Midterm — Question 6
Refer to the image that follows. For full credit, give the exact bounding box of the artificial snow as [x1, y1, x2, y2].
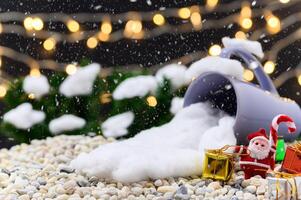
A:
[155, 64, 188, 89]
[70, 103, 236, 182]
[101, 111, 135, 138]
[59, 63, 101, 97]
[222, 37, 264, 59]
[49, 114, 86, 134]
[113, 75, 158, 100]
[23, 75, 50, 99]
[170, 97, 184, 115]
[185, 56, 244, 82]
[3, 103, 45, 129]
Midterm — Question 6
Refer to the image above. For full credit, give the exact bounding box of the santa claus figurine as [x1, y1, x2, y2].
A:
[235, 114, 296, 179]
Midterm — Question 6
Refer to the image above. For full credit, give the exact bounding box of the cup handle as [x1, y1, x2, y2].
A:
[220, 47, 279, 96]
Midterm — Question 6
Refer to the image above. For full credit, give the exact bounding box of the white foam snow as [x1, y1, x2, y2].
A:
[113, 75, 158, 100]
[49, 114, 86, 134]
[185, 56, 244, 82]
[3, 103, 45, 129]
[222, 37, 264, 59]
[102, 111, 135, 138]
[70, 103, 236, 182]
[155, 64, 188, 89]
[170, 97, 184, 115]
[59, 63, 101, 97]
[23, 75, 50, 99]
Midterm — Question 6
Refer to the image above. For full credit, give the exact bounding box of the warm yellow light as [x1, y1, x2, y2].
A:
[97, 32, 110, 41]
[279, 0, 290, 3]
[243, 69, 254, 81]
[206, 0, 218, 9]
[0, 57, 2, 67]
[153, 14, 165, 26]
[264, 61, 275, 74]
[0, 23, 3, 33]
[178, 8, 191, 19]
[241, 4, 252, 18]
[65, 64, 77, 75]
[67, 20, 80, 32]
[43, 37, 56, 51]
[86, 37, 98, 49]
[146, 96, 157, 107]
[235, 31, 247, 39]
[32, 17, 44, 31]
[240, 18, 253, 29]
[101, 22, 112, 34]
[267, 16, 280, 28]
[190, 12, 202, 29]
[0, 85, 7, 98]
[209, 44, 221, 56]
[24, 17, 33, 30]
[30, 68, 41, 77]
[125, 20, 143, 35]
[28, 93, 35, 99]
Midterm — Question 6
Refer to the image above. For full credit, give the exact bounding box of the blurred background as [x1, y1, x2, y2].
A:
[0, 0, 301, 147]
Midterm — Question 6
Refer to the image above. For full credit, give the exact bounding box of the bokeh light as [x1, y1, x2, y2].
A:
[243, 69, 254, 81]
[67, 20, 80, 32]
[178, 8, 191, 19]
[264, 61, 275, 74]
[43, 37, 56, 51]
[86, 37, 98, 49]
[153, 14, 165, 26]
[65, 64, 77, 75]
[146, 96, 157, 107]
[209, 44, 221, 56]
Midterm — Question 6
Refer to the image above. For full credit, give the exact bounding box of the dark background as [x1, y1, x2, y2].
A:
[0, 0, 301, 147]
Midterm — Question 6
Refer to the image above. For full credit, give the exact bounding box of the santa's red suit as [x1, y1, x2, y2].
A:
[235, 129, 276, 179]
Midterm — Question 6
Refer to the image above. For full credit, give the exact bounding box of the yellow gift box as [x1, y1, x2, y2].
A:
[202, 147, 234, 181]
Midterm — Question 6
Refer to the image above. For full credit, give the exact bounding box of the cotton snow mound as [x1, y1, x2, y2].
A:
[102, 111, 135, 138]
[170, 97, 184, 115]
[70, 103, 236, 182]
[23, 75, 50, 99]
[49, 114, 86, 134]
[59, 63, 101, 97]
[185, 56, 244, 82]
[113, 76, 158, 100]
[222, 37, 264, 59]
[155, 64, 188, 89]
[3, 103, 45, 129]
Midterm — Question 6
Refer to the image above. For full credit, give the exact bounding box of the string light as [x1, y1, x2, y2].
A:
[264, 61, 275, 74]
[235, 31, 247, 39]
[97, 32, 110, 42]
[206, 0, 218, 10]
[101, 21, 112, 35]
[240, 2, 252, 18]
[153, 14, 165, 26]
[146, 96, 157, 107]
[178, 7, 191, 19]
[86, 37, 98, 49]
[125, 20, 142, 34]
[67, 20, 80, 32]
[265, 12, 281, 34]
[24, 17, 33, 30]
[43, 37, 56, 51]
[298, 75, 301, 86]
[240, 18, 252, 29]
[190, 12, 202, 30]
[32, 17, 44, 31]
[243, 69, 254, 81]
[65, 64, 77, 75]
[279, 0, 290, 3]
[208, 44, 221, 56]
[30, 68, 41, 77]
[0, 84, 7, 98]
[28, 93, 35, 99]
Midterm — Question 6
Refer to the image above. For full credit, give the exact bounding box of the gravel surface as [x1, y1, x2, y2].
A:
[0, 135, 270, 200]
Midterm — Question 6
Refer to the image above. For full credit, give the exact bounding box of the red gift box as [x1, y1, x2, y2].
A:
[282, 144, 301, 174]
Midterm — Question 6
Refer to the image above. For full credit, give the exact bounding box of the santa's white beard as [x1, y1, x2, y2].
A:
[248, 145, 270, 160]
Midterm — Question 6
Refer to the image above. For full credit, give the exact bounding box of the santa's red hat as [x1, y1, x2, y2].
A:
[247, 128, 269, 144]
